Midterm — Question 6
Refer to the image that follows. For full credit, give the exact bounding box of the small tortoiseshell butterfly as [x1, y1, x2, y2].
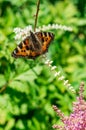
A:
[12, 31, 54, 59]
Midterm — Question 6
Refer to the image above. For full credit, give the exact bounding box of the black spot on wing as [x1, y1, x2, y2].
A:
[11, 48, 18, 58]
[43, 32, 47, 37]
[26, 46, 29, 50]
[45, 37, 48, 41]
[21, 50, 26, 52]
[19, 43, 22, 49]
[41, 37, 44, 42]
[15, 48, 18, 53]
[48, 32, 54, 39]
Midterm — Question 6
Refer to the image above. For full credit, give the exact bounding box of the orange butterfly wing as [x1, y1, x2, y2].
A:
[35, 32, 54, 53]
[12, 31, 54, 59]
[12, 37, 31, 58]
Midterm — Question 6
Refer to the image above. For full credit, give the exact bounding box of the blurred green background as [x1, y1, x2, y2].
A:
[0, 0, 86, 130]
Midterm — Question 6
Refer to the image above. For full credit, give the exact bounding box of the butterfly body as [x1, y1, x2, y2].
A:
[12, 31, 54, 59]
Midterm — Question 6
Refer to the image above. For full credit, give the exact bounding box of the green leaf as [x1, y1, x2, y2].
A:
[13, 65, 42, 82]
[0, 75, 6, 88]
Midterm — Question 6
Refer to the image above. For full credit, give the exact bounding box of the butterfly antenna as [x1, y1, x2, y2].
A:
[34, 0, 40, 32]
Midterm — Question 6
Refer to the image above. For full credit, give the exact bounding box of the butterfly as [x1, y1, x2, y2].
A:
[12, 31, 54, 59]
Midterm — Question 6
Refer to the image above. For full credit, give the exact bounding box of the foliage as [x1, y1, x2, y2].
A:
[0, 0, 86, 130]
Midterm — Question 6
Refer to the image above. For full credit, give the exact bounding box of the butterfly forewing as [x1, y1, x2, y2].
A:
[36, 32, 54, 53]
[12, 37, 30, 58]
[12, 31, 54, 59]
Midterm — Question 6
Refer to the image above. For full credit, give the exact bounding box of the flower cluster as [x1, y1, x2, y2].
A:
[13, 25, 33, 43]
[13, 24, 73, 44]
[44, 57, 75, 93]
[36, 24, 73, 32]
[52, 82, 86, 130]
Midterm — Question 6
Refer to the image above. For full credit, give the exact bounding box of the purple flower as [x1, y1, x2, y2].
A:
[52, 82, 86, 130]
